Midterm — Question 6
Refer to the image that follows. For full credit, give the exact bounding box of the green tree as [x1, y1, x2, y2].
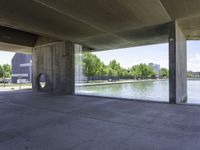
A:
[83, 52, 105, 77]
[3, 64, 11, 78]
[82, 52, 160, 79]
[130, 65, 141, 77]
[0, 65, 3, 78]
[187, 71, 193, 78]
[0, 64, 11, 78]
[130, 63, 155, 78]
[96, 63, 107, 76]
[107, 60, 123, 76]
[159, 68, 169, 77]
[121, 68, 130, 77]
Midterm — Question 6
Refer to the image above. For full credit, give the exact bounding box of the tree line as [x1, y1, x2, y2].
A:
[0, 64, 11, 78]
[82, 52, 168, 78]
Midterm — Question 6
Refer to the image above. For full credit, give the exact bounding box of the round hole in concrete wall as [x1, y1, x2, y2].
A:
[38, 73, 47, 89]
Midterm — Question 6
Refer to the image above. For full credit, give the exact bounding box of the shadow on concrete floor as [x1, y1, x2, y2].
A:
[0, 91, 200, 150]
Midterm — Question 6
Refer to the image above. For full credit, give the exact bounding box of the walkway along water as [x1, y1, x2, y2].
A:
[76, 79, 166, 86]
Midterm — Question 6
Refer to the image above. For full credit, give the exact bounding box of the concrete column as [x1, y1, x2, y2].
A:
[169, 21, 187, 103]
[32, 39, 77, 94]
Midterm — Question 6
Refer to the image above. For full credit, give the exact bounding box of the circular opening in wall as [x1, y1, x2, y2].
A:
[38, 73, 47, 89]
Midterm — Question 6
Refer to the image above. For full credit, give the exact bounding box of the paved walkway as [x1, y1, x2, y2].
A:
[0, 91, 200, 150]
[0, 86, 32, 91]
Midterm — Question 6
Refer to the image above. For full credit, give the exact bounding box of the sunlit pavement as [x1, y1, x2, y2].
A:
[0, 91, 200, 150]
[0, 86, 32, 92]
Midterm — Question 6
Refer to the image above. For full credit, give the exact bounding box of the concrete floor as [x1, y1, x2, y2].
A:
[0, 91, 200, 150]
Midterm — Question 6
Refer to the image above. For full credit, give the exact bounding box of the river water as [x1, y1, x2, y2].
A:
[75, 80, 200, 104]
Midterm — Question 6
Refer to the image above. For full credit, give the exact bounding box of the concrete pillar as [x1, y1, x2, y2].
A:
[32, 39, 78, 94]
[169, 21, 187, 103]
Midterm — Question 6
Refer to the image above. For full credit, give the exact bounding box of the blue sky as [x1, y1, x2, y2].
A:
[187, 41, 200, 71]
[0, 40, 200, 71]
[93, 43, 169, 69]
[93, 40, 200, 71]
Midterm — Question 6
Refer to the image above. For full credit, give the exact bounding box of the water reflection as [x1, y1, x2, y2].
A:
[76, 80, 169, 102]
[130, 81, 154, 91]
[76, 80, 200, 104]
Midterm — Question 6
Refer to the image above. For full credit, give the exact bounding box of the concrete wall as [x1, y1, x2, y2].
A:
[169, 21, 187, 103]
[32, 41, 77, 94]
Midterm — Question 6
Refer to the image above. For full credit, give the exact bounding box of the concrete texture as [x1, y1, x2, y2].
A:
[32, 40, 76, 94]
[0, 0, 200, 51]
[161, 0, 200, 40]
[0, 0, 170, 50]
[0, 26, 36, 53]
[0, 91, 200, 150]
[0, 42, 32, 54]
[169, 21, 187, 103]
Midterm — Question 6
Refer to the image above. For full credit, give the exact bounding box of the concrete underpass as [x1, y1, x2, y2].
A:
[0, 0, 200, 149]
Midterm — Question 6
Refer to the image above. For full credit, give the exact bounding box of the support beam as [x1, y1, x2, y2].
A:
[0, 25, 37, 47]
[169, 21, 187, 103]
[32, 40, 77, 94]
[0, 26, 37, 53]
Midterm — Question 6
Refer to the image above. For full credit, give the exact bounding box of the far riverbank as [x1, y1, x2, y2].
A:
[76, 79, 167, 87]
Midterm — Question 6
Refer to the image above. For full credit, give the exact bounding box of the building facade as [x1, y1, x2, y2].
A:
[11, 53, 32, 83]
[149, 63, 161, 74]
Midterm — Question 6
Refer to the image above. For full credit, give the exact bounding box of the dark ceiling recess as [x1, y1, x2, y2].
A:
[0, 25, 37, 47]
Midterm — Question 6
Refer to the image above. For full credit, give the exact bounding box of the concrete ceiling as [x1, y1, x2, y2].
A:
[160, 0, 200, 40]
[0, 0, 200, 52]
